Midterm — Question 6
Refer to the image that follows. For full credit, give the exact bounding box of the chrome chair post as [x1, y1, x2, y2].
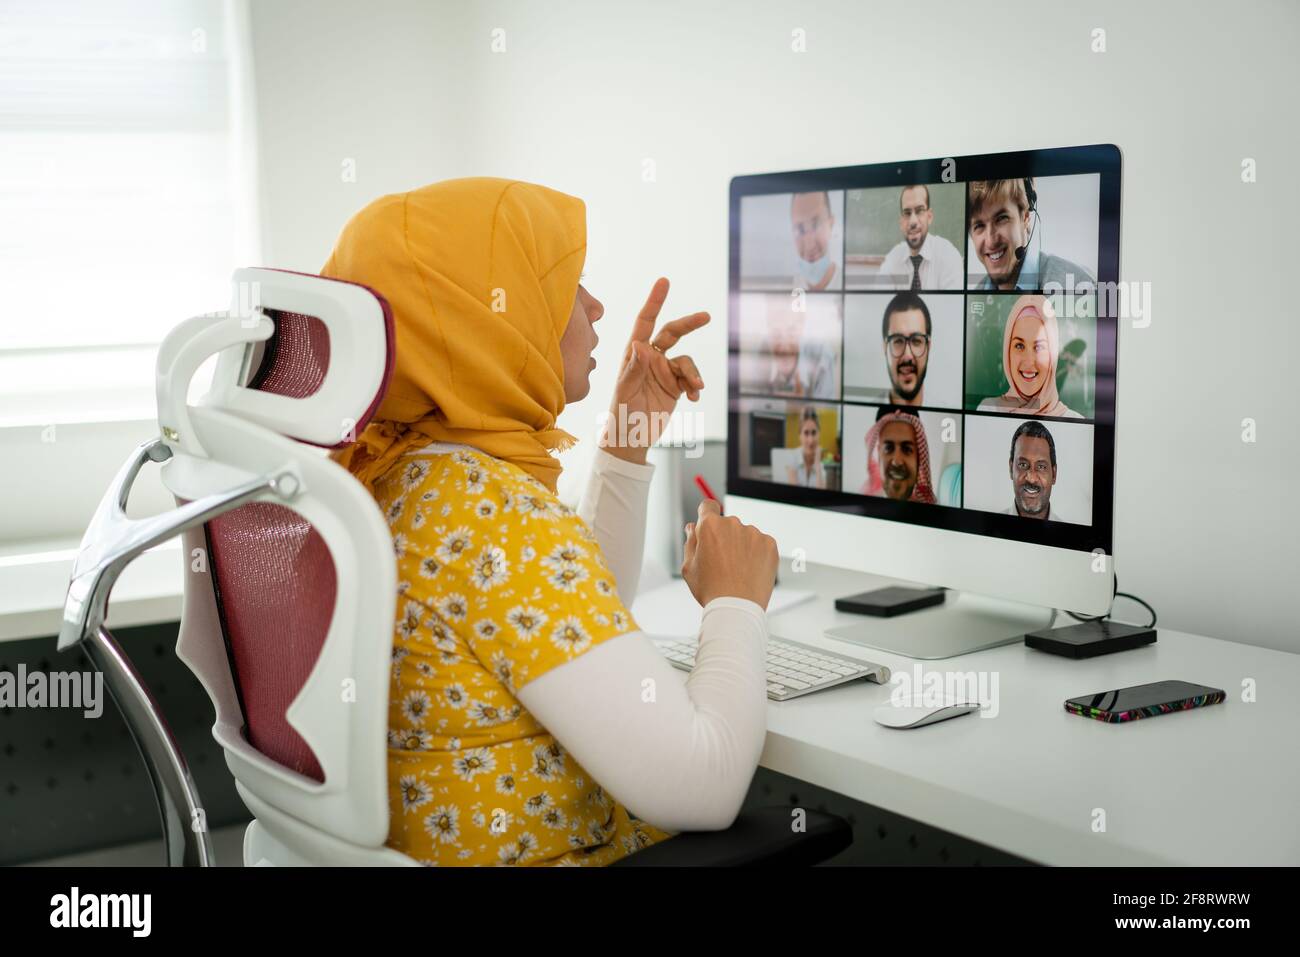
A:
[56, 435, 301, 865]
[83, 626, 215, 867]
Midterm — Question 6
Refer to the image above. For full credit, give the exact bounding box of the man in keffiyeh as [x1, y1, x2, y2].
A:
[860, 408, 936, 504]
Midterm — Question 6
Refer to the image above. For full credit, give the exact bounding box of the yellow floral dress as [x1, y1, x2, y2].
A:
[371, 445, 671, 865]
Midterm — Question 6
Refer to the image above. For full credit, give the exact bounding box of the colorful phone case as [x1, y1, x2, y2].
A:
[1065, 690, 1226, 723]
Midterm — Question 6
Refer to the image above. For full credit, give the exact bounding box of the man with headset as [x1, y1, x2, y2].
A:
[966, 178, 1094, 291]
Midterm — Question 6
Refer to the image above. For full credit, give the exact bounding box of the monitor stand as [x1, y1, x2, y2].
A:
[824, 589, 1055, 660]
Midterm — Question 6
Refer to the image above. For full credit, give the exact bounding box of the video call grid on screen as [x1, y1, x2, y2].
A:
[727, 144, 1121, 554]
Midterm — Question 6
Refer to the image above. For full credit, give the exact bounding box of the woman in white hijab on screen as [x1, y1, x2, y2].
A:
[977, 295, 1083, 419]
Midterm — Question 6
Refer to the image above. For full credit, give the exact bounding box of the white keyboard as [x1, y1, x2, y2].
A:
[655, 634, 891, 701]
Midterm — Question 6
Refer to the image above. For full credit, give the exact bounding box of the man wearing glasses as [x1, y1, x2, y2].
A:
[876, 185, 963, 290]
[1003, 420, 1067, 521]
[881, 292, 933, 407]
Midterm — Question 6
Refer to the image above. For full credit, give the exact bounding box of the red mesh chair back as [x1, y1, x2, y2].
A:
[197, 279, 391, 785]
[205, 502, 335, 781]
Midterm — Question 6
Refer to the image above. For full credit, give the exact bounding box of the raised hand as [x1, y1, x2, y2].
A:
[602, 277, 709, 464]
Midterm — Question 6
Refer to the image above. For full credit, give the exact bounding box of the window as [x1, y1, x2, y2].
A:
[0, 0, 260, 426]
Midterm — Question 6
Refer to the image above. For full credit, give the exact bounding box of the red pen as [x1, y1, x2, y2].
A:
[693, 474, 722, 514]
[694, 472, 776, 583]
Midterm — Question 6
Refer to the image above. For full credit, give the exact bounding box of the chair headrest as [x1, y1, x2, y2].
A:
[159, 267, 395, 453]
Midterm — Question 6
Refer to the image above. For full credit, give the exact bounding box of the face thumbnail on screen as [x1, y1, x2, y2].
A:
[732, 158, 1111, 544]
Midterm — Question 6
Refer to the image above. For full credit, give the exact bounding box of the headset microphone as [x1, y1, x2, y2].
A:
[1014, 177, 1039, 263]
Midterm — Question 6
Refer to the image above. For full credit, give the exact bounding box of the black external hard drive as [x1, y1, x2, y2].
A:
[1024, 619, 1157, 659]
[834, 586, 946, 618]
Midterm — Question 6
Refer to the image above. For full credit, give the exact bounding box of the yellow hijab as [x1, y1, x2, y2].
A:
[323, 177, 586, 493]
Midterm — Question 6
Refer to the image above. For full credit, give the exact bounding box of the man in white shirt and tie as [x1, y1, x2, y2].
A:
[876, 185, 963, 290]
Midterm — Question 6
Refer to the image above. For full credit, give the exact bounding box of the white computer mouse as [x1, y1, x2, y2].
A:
[873, 700, 981, 729]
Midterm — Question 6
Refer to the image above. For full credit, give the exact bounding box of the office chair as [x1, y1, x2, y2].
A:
[58, 267, 852, 867]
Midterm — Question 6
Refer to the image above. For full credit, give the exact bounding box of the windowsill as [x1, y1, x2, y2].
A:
[0, 343, 163, 429]
[0, 408, 158, 431]
[0, 538, 183, 644]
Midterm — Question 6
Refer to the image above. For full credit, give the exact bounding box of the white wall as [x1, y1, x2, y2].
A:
[249, 0, 1300, 653]
[248, 1, 478, 267]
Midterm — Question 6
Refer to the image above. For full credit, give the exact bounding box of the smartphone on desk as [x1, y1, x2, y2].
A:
[1065, 680, 1226, 723]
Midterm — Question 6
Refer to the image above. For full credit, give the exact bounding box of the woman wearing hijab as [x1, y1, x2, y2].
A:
[324, 178, 779, 866]
[859, 408, 936, 504]
[977, 295, 1083, 419]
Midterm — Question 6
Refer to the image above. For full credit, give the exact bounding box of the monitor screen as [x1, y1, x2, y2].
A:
[728, 144, 1121, 555]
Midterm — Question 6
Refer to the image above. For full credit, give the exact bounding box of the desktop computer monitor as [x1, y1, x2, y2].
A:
[726, 144, 1122, 657]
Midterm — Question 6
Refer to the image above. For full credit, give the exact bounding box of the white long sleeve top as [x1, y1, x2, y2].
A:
[511, 448, 770, 833]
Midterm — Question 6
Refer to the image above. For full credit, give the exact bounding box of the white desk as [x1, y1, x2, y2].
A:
[8, 543, 1296, 865]
[634, 560, 1300, 867]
